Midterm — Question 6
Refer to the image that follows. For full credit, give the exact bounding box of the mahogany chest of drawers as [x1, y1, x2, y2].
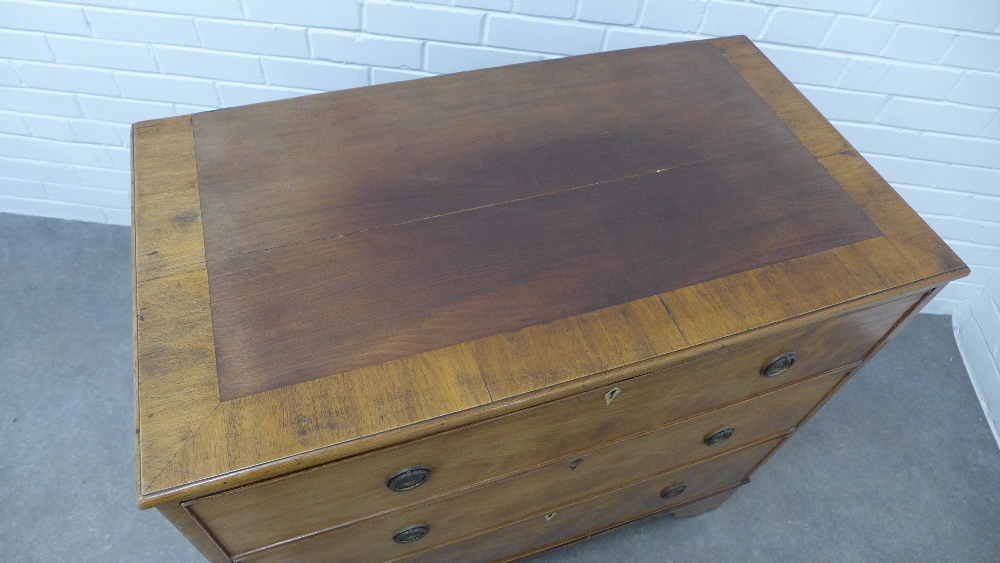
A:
[132, 36, 968, 563]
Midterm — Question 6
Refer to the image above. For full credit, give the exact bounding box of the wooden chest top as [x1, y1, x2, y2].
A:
[131, 36, 966, 508]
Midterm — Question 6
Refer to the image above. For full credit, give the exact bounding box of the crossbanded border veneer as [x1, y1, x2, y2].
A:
[133, 36, 968, 563]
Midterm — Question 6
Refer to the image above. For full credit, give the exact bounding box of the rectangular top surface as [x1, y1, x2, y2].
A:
[192, 41, 881, 400]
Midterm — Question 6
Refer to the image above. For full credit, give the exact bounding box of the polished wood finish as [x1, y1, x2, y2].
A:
[194, 367, 846, 555]
[157, 503, 229, 563]
[132, 116, 206, 282]
[194, 41, 822, 257]
[132, 35, 969, 563]
[209, 137, 878, 398]
[488, 284, 919, 399]
[186, 293, 912, 552]
[241, 439, 781, 563]
[132, 119, 220, 494]
[199, 42, 879, 400]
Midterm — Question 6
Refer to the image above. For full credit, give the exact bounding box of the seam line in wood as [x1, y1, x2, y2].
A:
[884, 233, 964, 263]
[656, 293, 691, 347]
[831, 240, 891, 294]
[142, 403, 224, 497]
[659, 241, 886, 346]
[200, 138, 801, 264]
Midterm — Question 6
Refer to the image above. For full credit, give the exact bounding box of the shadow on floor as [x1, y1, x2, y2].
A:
[1, 213, 998, 562]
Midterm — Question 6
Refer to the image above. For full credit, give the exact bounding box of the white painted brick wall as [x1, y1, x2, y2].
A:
[0, 0, 998, 321]
[955, 275, 1000, 447]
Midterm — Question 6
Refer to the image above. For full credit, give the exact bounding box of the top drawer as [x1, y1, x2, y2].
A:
[188, 291, 922, 555]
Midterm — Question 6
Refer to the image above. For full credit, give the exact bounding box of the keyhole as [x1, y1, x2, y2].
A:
[569, 458, 584, 470]
[605, 387, 621, 405]
[544, 512, 557, 521]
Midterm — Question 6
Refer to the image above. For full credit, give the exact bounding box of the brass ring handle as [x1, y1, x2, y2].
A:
[704, 426, 735, 446]
[761, 352, 797, 378]
[393, 524, 430, 544]
[660, 483, 687, 500]
[386, 466, 432, 492]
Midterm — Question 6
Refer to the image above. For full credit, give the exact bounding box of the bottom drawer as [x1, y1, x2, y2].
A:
[395, 437, 782, 563]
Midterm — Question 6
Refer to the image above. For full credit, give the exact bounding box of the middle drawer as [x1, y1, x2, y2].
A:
[233, 367, 846, 562]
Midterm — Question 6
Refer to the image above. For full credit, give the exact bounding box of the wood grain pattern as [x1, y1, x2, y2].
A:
[489, 289, 916, 400]
[212, 369, 841, 558]
[206, 132, 879, 400]
[715, 37, 852, 160]
[186, 293, 911, 549]
[794, 287, 940, 432]
[157, 503, 230, 563]
[659, 247, 867, 345]
[133, 38, 970, 525]
[817, 150, 967, 279]
[713, 36, 968, 284]
[471, 297, 685, 398]
[139, 277, 944, 509]
[194, 42, 793, 258]
[135, 268, 220, 494]
[833, 236, 920, 294]
[132, 116, 205, 282]
[506, 486, 744, 561]
[148, 341, 492, 496]
[147, 403, 230, 495]
[131, 115, 223, 501]
[238, 438, 784, 563]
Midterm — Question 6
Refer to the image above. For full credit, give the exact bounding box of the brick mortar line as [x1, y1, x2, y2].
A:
[13, 0, 1000, 41]
[5, 20, 999, 78]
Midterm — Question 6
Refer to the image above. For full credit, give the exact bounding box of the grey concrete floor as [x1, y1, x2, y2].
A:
[1, 212, 998, 563]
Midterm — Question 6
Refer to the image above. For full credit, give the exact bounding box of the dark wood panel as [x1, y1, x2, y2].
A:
[193, 42, 795, 259]
[208, 137, 879, 399]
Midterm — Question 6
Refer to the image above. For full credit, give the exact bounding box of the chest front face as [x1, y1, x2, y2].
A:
[132, 36, 967, 563]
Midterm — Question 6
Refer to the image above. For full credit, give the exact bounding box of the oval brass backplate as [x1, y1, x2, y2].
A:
[704, 426, 735, 446]
[393, 524, 430, 544]
[760, 352, 798, 378]
[660, 483, 687, 500]
[386, 466, 432, 492]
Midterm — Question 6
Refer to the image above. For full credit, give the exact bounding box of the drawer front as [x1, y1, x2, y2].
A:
[243, 437, 782, 563]
[191, 293, 919, 555]
[397, 489, 748, 563]
[234, 370, 842, 562]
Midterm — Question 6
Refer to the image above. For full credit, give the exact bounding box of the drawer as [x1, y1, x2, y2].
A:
[189, 293, 918, 555]
[242, 436, 783, 563]
[396, 487, 752, 563]
[233, 369, 842, 562]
